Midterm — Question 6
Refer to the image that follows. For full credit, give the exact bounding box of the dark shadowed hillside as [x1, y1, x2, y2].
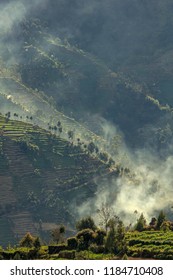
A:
[0, 113, 118, 246]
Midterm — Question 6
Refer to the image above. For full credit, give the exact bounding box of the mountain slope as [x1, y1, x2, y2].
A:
[0, 114, 117, 246]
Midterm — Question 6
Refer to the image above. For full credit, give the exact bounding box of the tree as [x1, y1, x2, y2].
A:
[51, 225, 66, 244]
[115, 220, 127, 255]
[76, 216, 96, 231]
[104, 222, 116, 253]
[87, 142, 96, 154]
[105, 219, 126, 255]
[19, 232, 35, 248]
[13, 252, 21, 260]
[57, 121, 61, 127]
[68, 130, 74, 140]
[94, 228, 106, 245]
[149, 217, 157, 227]
[135, 213, 146, 232]
[156, 210, 166, 230]
[160, 221, 170, 232]
[59, 126, 62, 135]
[33, 237, 41, 249]
[59, 225, 65, 235]
[97, 203, 118, 233]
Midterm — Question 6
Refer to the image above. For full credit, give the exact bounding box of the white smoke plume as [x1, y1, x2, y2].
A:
[77, 118, 173, 226]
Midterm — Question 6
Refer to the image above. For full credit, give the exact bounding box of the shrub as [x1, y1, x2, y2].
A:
[121, 253, 128, 260]
[141, 249, 154, 258]
[51, 225, 66, 244]
[129, 239, 141, 246]
[13, 252, 21, 260]
[58, 250, 76, 259]
[131, 252, 139, 258]
[76, 229, 95, 250]
[67, 237, 78, 250]
[89, 244, 105, 254]
[28, 249, 39, 260]
[48, 244, 68, 254]
[19, 232, 35, 248]
[94, 229, 106, 245]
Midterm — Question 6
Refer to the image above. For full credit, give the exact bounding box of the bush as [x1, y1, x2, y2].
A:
[131, 252, 140, 258]
[67, 237, 78, 250]
[141, 249, 154, 258]
[121, 253, 128, 260]
[94, 229, 106, 245]
[48, 244, 68, 254]
[13, 252, 21, 260]
[76, 229, 95, 250]
[129, 239, 141, 246]
[58, 250, 76, 259]
[89, 244, 105, 254]
[28, 249, 39, 260]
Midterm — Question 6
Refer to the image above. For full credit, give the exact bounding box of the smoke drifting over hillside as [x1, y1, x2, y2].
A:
[1, 0, 173, 225]
[2, 0, 173, 69]
[75, 116, 173, 224]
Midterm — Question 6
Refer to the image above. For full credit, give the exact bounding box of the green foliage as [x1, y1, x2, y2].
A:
[135, 213, 146, 232]
[59, 225, 66, 234]
[160, 221, 170, 232]
[121, 253, 128, 260]
[33, 237, 41, 249]
[48, 244, 67, 254]
[105, 224, 116, 254]
[126, 230, 173, 259]
[67, 237, 78, 250]
[76, 229, 95, 251]
[51, 225, 65, 244]
[93, 228, 106, 245]
[19, 233, 35, 248]
[156, 211, 166, 230]
[76, 217, 96, 231]
[58, 250, 76, 259]
[13, 252, 21, 260]
[115, 220, 127, 255]
[87, 142, 96, 154]
[89, 244, 105, 254]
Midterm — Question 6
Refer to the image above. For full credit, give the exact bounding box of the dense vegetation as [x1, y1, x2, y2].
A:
[1, 212, 173, 260]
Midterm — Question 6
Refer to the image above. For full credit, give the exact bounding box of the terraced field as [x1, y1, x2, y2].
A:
[0, 114, 115, 247]
[126, 231, 173, 259]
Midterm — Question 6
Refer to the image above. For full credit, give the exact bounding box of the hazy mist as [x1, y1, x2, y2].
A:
[1, 0, 173, 224]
